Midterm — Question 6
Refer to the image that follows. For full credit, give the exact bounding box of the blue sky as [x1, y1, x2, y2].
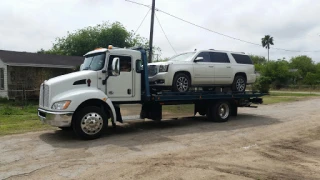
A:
[0, 0, 319, 61]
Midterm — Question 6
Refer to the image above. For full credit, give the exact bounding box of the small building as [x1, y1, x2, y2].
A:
[0, 50, 83, 100]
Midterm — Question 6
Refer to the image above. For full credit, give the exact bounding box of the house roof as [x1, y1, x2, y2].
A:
[0, 50, 83, 68]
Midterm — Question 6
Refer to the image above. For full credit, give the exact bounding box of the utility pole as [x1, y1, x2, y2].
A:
[148, 0, 156, 63]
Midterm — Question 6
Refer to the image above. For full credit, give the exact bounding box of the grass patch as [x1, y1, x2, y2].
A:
[262, 96, 301, 104]
[269, 92, 320, 97]
[162, 104, 194, 113]
[0, 100, 54, 136]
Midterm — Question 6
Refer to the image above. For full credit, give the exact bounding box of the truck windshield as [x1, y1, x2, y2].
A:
[82, 53, 106, 71]
[168, 52, 195, 62]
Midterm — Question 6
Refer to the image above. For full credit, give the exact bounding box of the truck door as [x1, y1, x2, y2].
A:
[106, 54, 134, 99]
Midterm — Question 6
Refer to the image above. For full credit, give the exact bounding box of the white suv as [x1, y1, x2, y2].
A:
[148, 49, 256, 92]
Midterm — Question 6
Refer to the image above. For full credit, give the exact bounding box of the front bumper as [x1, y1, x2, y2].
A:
[38, 108, 74, 127]
[148, 72, 172, 86]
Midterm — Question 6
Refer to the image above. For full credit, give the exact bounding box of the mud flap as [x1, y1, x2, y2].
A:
[140, 102, 162, 121]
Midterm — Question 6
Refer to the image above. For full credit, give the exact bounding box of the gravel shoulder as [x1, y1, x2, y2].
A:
[1, 98, 320, 180]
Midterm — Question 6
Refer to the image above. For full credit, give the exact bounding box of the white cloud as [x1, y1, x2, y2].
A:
[0, 0, 319, 62]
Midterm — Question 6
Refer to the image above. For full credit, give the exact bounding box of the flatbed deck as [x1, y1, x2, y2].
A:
[150, 91, 266, 102]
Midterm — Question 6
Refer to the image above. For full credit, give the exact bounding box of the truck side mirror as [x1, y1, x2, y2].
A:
[80, 64, 84, 71]
[110, 57, 120, 76]
[136, 59, 143, 73]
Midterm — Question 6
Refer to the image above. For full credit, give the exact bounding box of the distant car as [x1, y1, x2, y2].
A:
[148, 49, 257, 92]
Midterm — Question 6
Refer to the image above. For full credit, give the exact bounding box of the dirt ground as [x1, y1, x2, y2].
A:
[1, 98, 320, 180]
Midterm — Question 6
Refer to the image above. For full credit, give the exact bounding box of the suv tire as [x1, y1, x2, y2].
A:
[232, 75, 246, 92]
[172, 73, 190, 92]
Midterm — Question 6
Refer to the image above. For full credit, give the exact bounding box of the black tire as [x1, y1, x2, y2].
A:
[172, 73, 191, 92]
[207, 101, 230, 122]
[58, 127, 73, 131]
[232, 75, 247, 92]
[72, 106, 108, 140]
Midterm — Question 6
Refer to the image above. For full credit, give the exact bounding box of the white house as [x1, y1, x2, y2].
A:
[0, 50, 83, 99]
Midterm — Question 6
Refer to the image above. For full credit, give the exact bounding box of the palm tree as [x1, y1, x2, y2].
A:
[261, 35, 274, 62]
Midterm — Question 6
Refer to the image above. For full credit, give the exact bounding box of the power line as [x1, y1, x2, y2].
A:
[134, 8, 151, 35]
[125, 0, 320, 53]
[155, 12, 177, 54]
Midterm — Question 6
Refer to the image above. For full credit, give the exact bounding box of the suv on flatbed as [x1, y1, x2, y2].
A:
[148, 49, 257, 92]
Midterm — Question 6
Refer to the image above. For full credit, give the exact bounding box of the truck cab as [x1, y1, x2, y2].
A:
[38, 46, 148, 139]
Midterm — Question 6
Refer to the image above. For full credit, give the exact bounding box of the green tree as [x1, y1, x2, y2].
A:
[40, 21, 160, 57]
[289, 55, 316, 79]
[304, 72, 319, 85]
[260, 60, 292, 88]
[261, 35, 274, 62]
[249, 55, 267, 64]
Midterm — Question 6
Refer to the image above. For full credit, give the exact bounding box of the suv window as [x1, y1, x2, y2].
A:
[195, 52, 211, 62]
[209, 52, 230, 63]
[231, 54, 253, 64]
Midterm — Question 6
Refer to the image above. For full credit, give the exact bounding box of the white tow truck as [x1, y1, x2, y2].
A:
[38, 46, 265, 140]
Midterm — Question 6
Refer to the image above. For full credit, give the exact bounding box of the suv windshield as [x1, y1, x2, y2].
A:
[81, 53, 106, 71]
[168, 52, 195, 62]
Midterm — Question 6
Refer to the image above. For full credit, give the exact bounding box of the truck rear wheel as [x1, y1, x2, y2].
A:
[207, 101, 230, 122]
[72, 106, 108, 140]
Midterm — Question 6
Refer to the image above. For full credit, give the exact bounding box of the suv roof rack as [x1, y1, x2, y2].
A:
[208, 49, 246, 54]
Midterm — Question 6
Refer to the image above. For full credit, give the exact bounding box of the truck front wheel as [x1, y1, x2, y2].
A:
[72, 106, 108, 140]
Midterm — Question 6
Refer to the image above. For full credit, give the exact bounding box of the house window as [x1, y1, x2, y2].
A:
[0, 68, 4, 90]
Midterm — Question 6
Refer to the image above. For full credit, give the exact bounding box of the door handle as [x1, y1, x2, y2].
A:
[226, 66, 231, 68]
[208, 66, 214, 68]
[127, 89, 131, 94]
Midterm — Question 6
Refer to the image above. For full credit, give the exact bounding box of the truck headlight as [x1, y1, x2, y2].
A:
[52, 101, 71, 110]
[159, 65, 169, 72]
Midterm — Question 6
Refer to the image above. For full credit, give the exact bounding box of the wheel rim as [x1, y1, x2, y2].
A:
[218, 103, 230, 119]
[80, 112, 104, 135]
[236, 78, 246, 91]
[176, 77, 189, 92]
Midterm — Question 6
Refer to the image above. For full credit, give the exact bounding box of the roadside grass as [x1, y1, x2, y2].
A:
[263, 92, 320, 104]
[269, 92, 320, 97]
[0, 100, 55, 136]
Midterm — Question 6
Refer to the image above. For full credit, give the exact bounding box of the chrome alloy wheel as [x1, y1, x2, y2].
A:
[80, 112, 104, 135]
[236, 78, 246, 92]
[218, 103, 230, 119]
[176, 77, 189, 92]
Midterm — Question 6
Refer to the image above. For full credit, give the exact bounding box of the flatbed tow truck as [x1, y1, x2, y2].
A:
[38, 46, 266, 140]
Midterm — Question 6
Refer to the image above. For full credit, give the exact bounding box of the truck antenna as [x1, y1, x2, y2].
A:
[148, 0, 156, 63]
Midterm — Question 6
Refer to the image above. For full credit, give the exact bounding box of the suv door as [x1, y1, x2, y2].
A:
[193, 52, 215, 85]
[209, 52, 233, 84]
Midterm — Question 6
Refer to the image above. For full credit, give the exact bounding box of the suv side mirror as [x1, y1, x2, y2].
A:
[194, 57, 203, 62]
[110, 57, 120, 76]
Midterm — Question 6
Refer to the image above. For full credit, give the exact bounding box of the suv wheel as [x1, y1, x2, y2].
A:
[232, 75, 246, 92]
[172, 73, 190, 92]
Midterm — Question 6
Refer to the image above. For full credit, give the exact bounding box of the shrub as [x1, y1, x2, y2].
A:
[0, 106, 15, 115]
[252, 76, 272, 93]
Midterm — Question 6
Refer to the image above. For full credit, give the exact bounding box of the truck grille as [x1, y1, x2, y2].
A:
[39, 84, 44, 107]
[44, 85, 50, 107]
[39, 84, 50, 108]
[148, 65, 158, 77]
